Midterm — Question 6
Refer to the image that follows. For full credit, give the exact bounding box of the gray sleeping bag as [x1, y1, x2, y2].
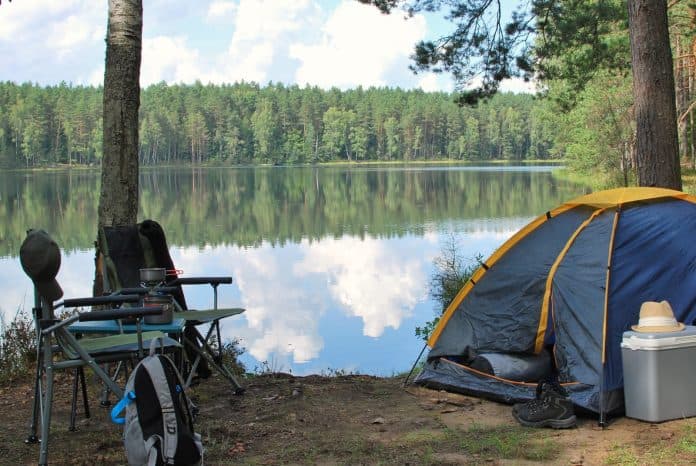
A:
[469, 350, 553, 382]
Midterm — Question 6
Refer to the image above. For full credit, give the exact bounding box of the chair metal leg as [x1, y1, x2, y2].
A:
[69, 368, 79, 431]
[80, 367, 91, 420]
[26, 350, 42, 444]
[183, 335, 244, 394]
[69, 367, 91, 431]
[27, 304, 43, 445]
[38, 334, 55, 466]
[99, 362, 115, 407]
[215, 321, 223, 363]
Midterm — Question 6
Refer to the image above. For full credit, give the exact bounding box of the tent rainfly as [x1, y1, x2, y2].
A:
[415, 187, 696, 421]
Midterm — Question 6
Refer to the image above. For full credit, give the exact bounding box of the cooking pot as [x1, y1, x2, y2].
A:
[143, 294, 173, 324]
[139, 267, 166, 285]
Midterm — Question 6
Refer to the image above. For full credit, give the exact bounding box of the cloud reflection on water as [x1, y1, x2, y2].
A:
[295, 236, 431, 338]
[171, 234, 435, 366]
[1, 221, 524, 375]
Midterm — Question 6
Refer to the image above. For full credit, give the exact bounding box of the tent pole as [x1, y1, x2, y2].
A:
[598, 355, 607, 428]
[598, 209, 620, 429]
[403, 343, 427, 387]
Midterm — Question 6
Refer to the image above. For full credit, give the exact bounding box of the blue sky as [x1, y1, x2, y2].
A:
[0, 0, 533, 92]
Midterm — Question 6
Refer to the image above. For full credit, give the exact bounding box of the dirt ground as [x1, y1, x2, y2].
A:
[2, 372, 695, 465]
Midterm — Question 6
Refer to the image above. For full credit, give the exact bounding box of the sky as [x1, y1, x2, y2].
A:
[0, 0, 534, 93]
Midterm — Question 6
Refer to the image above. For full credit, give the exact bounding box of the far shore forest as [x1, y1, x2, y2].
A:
[2, 78, 693, 189]
[3, 82, 556, 167]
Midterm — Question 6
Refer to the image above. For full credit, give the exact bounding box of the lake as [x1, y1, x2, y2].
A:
[0, 164, 588, 376]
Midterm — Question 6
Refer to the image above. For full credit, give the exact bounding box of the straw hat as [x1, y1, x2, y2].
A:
[631, 301, 685, 333]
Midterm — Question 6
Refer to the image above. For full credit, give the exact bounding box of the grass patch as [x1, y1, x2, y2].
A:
[458, 424, 560, 462]
[604, 420, 696, 465]
[677, 422, 696, 454]
[400, 429, 450, 445]
[605, 443, 639, 465]
[642, 420, 696, 464]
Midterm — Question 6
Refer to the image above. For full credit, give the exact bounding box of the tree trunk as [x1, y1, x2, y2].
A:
[627, 0, 682, 190]
[675, 40, 688, 162]
[95, 0, 142, 297]
[98, 0, 142, 227]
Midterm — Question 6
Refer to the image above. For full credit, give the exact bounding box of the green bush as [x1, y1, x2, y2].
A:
[416, 236, 481, 342]
[0, 309, 37, 384]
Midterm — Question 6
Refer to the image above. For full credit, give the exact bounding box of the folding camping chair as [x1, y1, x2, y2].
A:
[97, 220, 246, 394]
[20, 229, 180, 466]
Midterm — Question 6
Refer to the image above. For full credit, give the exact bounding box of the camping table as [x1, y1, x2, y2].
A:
[69, 317, 186, 336]
[68, 318, 186, 405]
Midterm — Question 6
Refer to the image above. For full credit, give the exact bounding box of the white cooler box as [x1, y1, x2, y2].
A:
[621, 325, 696, 422]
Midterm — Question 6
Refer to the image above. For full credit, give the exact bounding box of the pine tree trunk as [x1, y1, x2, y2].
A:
[98, 0, 142, 227]
[627, 0, 682, 189]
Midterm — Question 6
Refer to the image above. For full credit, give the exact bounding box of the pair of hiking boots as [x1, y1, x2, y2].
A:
[512, 379, 577, 429]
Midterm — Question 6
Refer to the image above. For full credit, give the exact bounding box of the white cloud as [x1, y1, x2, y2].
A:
[0, 0, 83, 41]
[231, 0, 312, 42]
[417, 73, 453, 93]
[290, 1, 427, 89]
[0, 0, 457, 91]
[86, 66, 104, 87]
[216, 0, 322, 85]
[207, 1, 237, 22]
[222, 42, 276, 84]
[499, 77, 538, 94]
[47, 14, 95, 57]
[0, 0, 105, 84]
[141, 36, 210, 86]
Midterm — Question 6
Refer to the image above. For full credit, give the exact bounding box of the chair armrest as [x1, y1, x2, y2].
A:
[169, 276, 233, 286]
[119, 286, 180, 295]
[78, 306, 163, 322]
[62, 294, 141, 308]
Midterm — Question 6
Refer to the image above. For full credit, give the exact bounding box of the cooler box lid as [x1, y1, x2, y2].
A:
[622, 325, 696, 350]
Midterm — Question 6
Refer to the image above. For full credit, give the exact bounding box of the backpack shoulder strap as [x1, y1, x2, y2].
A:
[141, 356, 178, 464]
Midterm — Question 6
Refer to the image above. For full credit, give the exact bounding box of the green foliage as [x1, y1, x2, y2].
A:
[0, 82, 558, 167]
[550, 71, 635, 186]
[362, 0, 628, 105]
[0, 309, 36, 385]
[415, 235, 482, 341]
[220, 339, 246, 376]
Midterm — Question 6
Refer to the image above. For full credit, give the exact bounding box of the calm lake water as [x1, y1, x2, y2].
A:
[0, 165, 588, 375]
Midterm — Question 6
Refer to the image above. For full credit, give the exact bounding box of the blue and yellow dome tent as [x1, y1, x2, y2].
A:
[414, 187, 696, 423]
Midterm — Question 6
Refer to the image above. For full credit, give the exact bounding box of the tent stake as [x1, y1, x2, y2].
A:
[403, 343, 427, 387]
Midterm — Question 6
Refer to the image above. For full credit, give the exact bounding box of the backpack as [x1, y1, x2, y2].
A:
[111, 339, 203, 466]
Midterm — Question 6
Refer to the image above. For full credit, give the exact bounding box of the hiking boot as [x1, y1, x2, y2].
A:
[512, 380, 576, 429]
[512, 378, 552, 415]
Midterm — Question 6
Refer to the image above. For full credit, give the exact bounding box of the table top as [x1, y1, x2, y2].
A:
[69, 318, 185, 334]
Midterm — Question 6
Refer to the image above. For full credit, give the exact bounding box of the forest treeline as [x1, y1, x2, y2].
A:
[0, 81, 559, 168]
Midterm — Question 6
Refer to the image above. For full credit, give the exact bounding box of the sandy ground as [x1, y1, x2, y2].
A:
[2, 372, 695, 465]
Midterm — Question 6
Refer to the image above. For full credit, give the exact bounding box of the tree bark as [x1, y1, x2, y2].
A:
[627, 0, 682, 190]
[95, 0, 142, 297]
[98, 0, 142, 227]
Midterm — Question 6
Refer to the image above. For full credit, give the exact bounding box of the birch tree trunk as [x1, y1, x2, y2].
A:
[98, 0, 142, 227]
[95, 0, 142, 297]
